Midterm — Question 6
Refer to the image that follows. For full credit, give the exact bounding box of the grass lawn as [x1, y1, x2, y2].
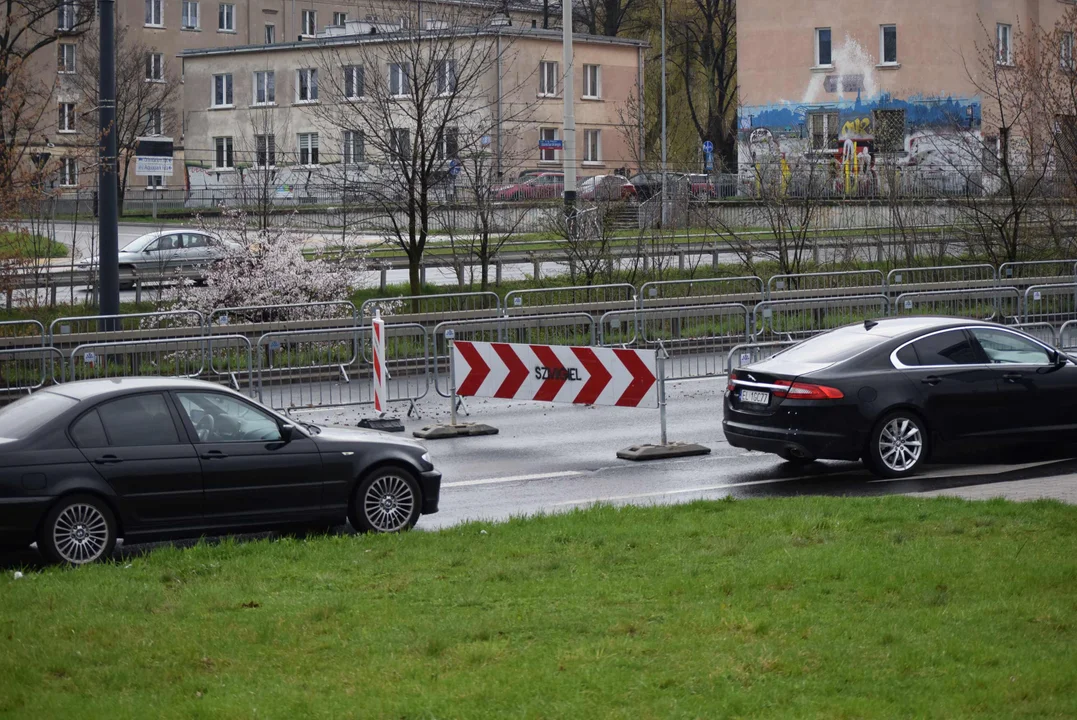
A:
[1, 496, 1076, 718]
[0, 232, 68, 260]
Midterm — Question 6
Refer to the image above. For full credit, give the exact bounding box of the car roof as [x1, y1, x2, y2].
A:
[855, 316, 991, 339]
[42, 377, 239, 401]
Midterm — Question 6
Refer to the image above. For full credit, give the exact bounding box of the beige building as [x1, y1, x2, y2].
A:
[32, 0, 546, 191]
[737, 0, 1074, 168]
[178, 25, 644, 198]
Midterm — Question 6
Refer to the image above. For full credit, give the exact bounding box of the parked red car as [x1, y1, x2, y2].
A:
[492, 172, 565, 200]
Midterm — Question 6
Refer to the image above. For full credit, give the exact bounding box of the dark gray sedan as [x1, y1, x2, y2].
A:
[0, 378, 440, 564]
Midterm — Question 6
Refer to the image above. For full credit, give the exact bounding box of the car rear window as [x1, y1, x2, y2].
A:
[0, 391, 77, 439]
[776, 329, 889, 364]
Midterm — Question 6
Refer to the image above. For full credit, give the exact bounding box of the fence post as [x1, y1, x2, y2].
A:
[532, 257, 541, 280]
[448, 331, 458, 427]
[495, 258, 503, 286]
[420, 264, 427, 286]
[712, 249, 720, 270]
[658, 349, 667, 446]
[379, 266, 388, 292]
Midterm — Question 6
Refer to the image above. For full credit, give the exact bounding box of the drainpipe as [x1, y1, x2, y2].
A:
[497, 33, 503, 178]
[637, 44, 644, 170]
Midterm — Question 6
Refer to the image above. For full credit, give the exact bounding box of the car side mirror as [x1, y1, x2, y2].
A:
[1055, 351, 1069, 368]
[280, 423, 295, 442]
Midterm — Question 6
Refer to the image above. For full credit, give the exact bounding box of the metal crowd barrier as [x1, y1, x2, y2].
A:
[893, 287, 1021, 323]
[752, 294, 891, 341]
[1022, 283, 1077, 325]
[0, 346, 65, 396]
[725, 341, 798, 376]
[767, 269, 885, 298]
[207, 301, 357, 332]
[49, 310, 205, 345]
[0, 319, 46, 348]
[360, 291, 501, 323]
[639, 276, 765, 308]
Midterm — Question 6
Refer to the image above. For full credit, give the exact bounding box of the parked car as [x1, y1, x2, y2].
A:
[76, 230, 242, 288]
[627, 172, 692, 200]
[0, 378, 441, 564]
[688, 174, 717, 199]
[724, 317, 1077, 478]
[576, 174, 637, 201]
[491, 172, 565, 200]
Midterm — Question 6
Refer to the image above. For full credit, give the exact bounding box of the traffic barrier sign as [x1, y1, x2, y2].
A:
[451, 340, 658, 408]
[372, 311, 387, 414]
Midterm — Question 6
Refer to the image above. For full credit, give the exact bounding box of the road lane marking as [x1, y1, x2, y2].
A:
[443, 471, 585, 488]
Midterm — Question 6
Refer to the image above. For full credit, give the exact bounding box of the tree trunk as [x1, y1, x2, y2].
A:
[408, 252, 422, 297]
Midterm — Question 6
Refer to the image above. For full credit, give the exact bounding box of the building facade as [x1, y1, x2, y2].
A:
[736, 0, 1074, 180]
[178, 25, 644, 200]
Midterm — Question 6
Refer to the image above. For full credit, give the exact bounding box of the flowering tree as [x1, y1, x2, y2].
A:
[166, 209, 365, 322]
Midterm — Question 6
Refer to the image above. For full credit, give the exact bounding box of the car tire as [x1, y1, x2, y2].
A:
[37, 494, 117, 565]
[865, 411, 928, 479]
[350, 467, 421, 534]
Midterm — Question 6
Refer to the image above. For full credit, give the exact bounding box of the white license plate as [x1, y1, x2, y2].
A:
[740, 389, 770, 405]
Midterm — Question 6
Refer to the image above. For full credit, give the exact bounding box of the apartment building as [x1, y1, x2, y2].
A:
[736, 0, 1075, 172]
[36, 0, 545, 191]
[178, 24, 645, 196]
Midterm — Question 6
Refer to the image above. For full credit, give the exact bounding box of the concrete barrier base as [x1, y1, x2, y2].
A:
[358, 417, 405, 433]
[617, 442, 712, 461]
[413, 423, 499, 440]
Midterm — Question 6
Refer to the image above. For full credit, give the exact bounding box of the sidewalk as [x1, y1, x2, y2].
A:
[911, 473, 1077, 504]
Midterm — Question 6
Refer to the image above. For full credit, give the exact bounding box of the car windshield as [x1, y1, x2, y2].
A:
[0, 391, 77, 440]
[120, 233, 161, 252]
[776, 327, 890, 364]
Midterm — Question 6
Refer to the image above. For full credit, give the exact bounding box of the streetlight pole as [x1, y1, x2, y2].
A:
[660, 0, 668, 226]
[561, 0, 577, 236]
[98, 0, 119, 326]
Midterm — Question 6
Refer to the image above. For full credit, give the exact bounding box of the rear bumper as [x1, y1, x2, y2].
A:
[723, 419, 862, 461]
[0, 496, 51, 549]
[419, 470, 441, 515]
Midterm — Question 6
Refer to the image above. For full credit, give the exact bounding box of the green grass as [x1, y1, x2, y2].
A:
[1, 496, 1075, 718]
[0, 232, 68, 260]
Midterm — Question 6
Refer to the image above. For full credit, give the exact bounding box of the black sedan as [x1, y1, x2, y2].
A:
[724, 317, 1077, 478]
[0, 378, 441, 564]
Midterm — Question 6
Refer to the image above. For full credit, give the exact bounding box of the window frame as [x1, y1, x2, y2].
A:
[343, 129, 364, 165]
[214, 136, 234, 170]
[301, 9, 316, 37]
[390, 127, 410, 160]
[332, 11, 347, 26]
[253, 70, 276, 105]
[880, 24, 897, 65]
[58, 102, 75, 133]
[436, 59, 457, 96]
[93, 393, 184, 448]
[540, 127, 559, 162]
[890, 326, 1062, 369]
[297, 132, 319, 166]
[174, 391, 287, 445]
[389, 62, 411, 98]
[218, 2, 235, 31]
[583, 129, 601, 163]
[582, 64, 600, 99]
[59, 157, 78, 186]
[145, 107, 163, 135]
[255, 133, 276, 168]
[539, 60, 558, 97]
[815, 27, 832, 67]
[145, 51, 164, 82]
[182, 0, 199, 29]
[969, 327, 1055, 366]
[343, 65, 365, 100]
[1063, 31, 1075, 71]
[212, 73, 234, 107]
[264, 23, 276, 43]
[145, 0, 163, 27]
[58, 43, 76, 74]
[296, 68, 318, 103]
[58, 1, 76, 31]
[997, 23, 1013, 66]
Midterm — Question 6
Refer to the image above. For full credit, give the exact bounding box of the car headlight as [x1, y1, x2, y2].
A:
[421, 452, 432, 466]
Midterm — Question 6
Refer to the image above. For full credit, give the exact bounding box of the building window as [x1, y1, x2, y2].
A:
[145, 0, 162, 26]
[332, 11, 346, 25]
[399, 16, 409, 29]
[437, 127, 459, 160]
[1063, 32, 1075, 71]
[182, 0, 198, 28]
[145, 52, 164, 81]
[145, 107, 163, 135]
[255, 134, 275, 167]
[58, 1, 76, 30]
[389, 62, 411, 98]
[807, 110, 839, 150]
[214, 136, 234, 169]
[296, 68, 318, 102]
[58, 102, 75, 133]
[539, 60, 558, 96]
[147, 175, 163, 188]
[815, 28, 832, 66]
[540, 127, 558, 161]
[301, 9, 316, 36]
[58, 43, 76, 73]
[880, 25, 897, 64]
[436, 60, 457, 95]
[997, 23, 1012, 65]
[390, 128, 409, 159]
[254, 70, 275, 104]
[583, 64, 600, 98]
[212, 73, 233, 107]
[343, 130, 364, 164]
[344, 65, 364, 99]
[297, 132, 319, 165]
[265, 23, 275, 43]
[584, 129, 600, 163]
[218, 3, 234, 31]
[59, 157, 78, 186]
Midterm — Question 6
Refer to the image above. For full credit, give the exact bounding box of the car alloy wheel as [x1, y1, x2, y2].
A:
[867, 412, 927, 478]
[353, 469, 420, 533]
[39, 495, 117, 565]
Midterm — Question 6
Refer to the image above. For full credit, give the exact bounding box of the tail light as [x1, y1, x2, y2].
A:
[772, 380, 844, 400]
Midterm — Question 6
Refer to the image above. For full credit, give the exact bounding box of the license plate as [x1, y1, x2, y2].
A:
[740, 389, 770, 405]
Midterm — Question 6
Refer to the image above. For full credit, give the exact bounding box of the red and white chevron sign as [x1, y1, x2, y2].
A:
[451, 341, 658, 408]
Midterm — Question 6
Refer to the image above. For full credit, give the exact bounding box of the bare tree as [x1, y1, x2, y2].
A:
[71, 24, 178, 216]
[311, 8, 528, 297]
[573, 0, 638, 37]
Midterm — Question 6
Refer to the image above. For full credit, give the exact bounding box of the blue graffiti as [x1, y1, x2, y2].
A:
[740, 93, 980, 135]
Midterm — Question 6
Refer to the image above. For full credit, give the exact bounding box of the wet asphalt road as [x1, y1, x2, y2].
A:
[5, 377, 1077, 568]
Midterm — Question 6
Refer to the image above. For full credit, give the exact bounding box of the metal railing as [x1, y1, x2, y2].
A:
[893, 287, 1021, 323]
[753, 295, 891, 341]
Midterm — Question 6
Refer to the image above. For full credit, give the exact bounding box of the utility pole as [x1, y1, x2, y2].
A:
[98, 0, 120, 326]
[561, 0, 577, 237]
[660, 0, 668, 226]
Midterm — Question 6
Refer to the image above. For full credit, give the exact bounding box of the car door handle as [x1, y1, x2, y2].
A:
[94, 454, 123, 465]
[1002, 372, 1022, 383]
[200, 450, 229, 460]
[921, 376, 942, 386]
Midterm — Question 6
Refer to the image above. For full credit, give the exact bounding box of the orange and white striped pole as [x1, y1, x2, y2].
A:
[372, 309, 387, 416]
